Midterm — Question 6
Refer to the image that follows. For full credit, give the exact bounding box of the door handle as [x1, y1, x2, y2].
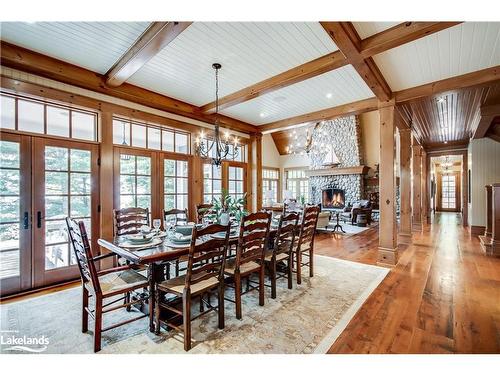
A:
[23, 212, 29, 229]
[37, 211, 42, 228]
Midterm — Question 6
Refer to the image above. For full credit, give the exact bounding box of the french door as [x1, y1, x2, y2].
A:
[0, 133, 99, 296]
[437, 172, 460, 212]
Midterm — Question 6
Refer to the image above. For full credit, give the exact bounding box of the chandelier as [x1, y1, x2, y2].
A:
[287, 118, 346, 169]
[194, 63, 239, 167]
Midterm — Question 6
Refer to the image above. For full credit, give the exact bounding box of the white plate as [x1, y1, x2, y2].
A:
[120, 237, 162, 249]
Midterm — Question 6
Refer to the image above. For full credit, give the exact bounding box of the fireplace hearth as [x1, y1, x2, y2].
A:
[322, 188, 345, 209]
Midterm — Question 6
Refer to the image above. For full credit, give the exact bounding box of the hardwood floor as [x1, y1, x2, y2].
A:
[317, 212, 500, 353]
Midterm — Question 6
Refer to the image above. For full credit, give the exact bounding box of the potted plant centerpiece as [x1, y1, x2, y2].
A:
[206, 188, 247, 225]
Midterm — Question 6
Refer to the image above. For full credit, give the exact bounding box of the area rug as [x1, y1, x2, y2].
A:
[0, 256, 389, 354]
[316, 222, 376, 236]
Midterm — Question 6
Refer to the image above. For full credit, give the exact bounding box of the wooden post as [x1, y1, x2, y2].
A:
[248, 133, 263, 212]
[421, 149, 428, 228]
[99, 108, 114, 269]
[491, 183, 500, 256]
[485, 185, 493, 237]
[412, 138, 422, 231]
[190, 155, 203, 222]
[378, 101, 398, 265]
[398, 128, 412, 244]
[480, 185, 494, 254]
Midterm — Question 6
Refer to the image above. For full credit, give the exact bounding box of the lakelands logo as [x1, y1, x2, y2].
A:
[0, 331, 49, 353]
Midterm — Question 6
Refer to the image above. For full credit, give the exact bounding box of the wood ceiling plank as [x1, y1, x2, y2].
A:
[360, 22, 462, 58]
[200, 51, 348, 113]
[320, 22, 392, 101]
[260, 97, 378, 133]
[0, 41, 259, 134]
[105, 22, 192, 87]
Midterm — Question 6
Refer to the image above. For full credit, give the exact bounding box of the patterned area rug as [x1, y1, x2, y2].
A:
[0, 256, 388, 354]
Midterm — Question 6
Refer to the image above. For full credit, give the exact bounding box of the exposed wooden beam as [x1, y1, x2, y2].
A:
[200, 51, 348, 113]
[260, 97, 378, 133]
[395, 65, 500, 103]
[106, 22, 192, 87]
[473, 104, 500, 139]
[424, 139, 470, 152]
[320, 22, 392, 101]
[200, 22, 459, 113]
[0, 41, 258, 134]
[360, 22, 462, 58]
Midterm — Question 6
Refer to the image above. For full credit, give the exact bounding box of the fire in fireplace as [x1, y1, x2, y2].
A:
[322, 188, 345, 209]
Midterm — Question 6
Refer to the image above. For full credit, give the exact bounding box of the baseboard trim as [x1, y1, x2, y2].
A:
[470, 225, 485, 236]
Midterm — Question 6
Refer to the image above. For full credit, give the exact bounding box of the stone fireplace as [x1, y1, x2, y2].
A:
[306, 115, 368, 207]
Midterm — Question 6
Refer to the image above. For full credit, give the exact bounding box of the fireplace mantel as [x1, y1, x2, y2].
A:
[305, 165, 370, 177]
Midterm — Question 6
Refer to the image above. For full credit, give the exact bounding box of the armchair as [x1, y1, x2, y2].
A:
[340, 200, 373, 225]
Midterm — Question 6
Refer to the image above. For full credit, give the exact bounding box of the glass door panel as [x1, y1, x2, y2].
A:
[33, 138, 98, 288]
[0, 134, 31, 295]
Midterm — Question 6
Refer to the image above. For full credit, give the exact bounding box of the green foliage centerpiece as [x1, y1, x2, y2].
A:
[205, 188, 247, 224]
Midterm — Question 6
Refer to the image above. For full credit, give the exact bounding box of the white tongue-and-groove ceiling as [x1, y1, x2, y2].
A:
[1, 21, 499, 135]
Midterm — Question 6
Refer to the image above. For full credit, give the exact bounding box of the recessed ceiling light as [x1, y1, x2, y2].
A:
[13, 80, 20, 85]
[436, 97, 446, 104]
[326, 93, 333, 99]
[444, 141, 448, 144]
[259, 113, 266, 118]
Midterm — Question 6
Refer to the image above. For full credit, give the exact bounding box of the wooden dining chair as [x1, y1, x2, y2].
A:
[65, 217, 148, 352]
[224, 211, 271, 319]
[294, 205, 320, 285]
[164, 208, 189, 226]
[113, 207, 150, 238]
[263, 212, 300, 298]
[154, 223, 230, 351]
[196, 203, 213, 224]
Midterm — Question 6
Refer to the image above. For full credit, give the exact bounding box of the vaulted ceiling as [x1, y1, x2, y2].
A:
[1, 21, 500, 147]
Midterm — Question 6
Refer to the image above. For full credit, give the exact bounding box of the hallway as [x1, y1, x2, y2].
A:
[314, 213, 500, 353]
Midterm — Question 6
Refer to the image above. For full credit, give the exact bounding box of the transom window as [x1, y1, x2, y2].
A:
[1, 93, 97, 141]
[113, 117, 190, 154]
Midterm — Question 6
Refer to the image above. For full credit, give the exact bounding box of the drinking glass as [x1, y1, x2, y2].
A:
[152, 219, 161, 234]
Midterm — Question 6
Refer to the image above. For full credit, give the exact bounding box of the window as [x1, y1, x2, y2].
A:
[119, 154, 152, 212]
[112, 117, 190, 154]
[203, 163, 222, 203]
[285, 169, 309, 203]
[164, 159, 188, 210]
[228, 166, 244, 201]
[0, 94, 98, 141]
[441, 174, 456, 209]
[262, 168, 280, 205]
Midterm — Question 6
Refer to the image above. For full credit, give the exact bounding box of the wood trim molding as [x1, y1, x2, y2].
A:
[260, 97, 378, 133]
[105, 22, 192, 87]
[0, 41, 258, 134]
[320, 22, 392, 102]
[305, 165, 370, 177]
[473, 104, 500, 139]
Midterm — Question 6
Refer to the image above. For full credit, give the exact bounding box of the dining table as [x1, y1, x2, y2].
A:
[97, 224, 281, 332]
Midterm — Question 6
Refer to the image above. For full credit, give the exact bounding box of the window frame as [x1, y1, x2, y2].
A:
[284, 167, 309, 203]
[262, 166, 281, 206]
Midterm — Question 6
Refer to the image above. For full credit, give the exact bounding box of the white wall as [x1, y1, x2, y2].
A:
[469, 138, 500, 227]
[261, 134, 281, 168]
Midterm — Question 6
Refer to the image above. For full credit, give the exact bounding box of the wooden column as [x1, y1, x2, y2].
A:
[248, 133, 263, 212]
[485, 185, 493, 237]
[398, 128, 412, 244]
[481, 183, 500, 256]
[378, 102, 398, 265]
[99, 109, 114, 268]
[190, 155, 203, 222]
[412, 138, 422, 231]
[421, 149, 428, 227]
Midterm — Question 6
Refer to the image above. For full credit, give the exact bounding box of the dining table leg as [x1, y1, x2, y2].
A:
[148, 263, 156, 332]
